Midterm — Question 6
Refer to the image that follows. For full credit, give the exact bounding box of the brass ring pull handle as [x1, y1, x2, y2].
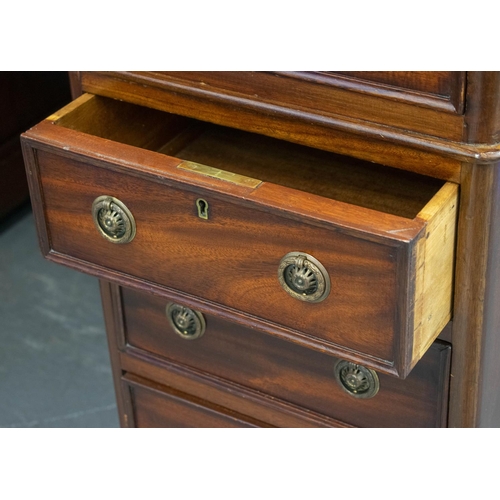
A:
[91, 196, 136, 244]
[166, 303, 206, 340]
[277, 252, 330, 303]
[334, 360, 380, 399]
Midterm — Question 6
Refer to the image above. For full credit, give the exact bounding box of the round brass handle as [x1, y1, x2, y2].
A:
[166, 303, 206, 340]
[334, 360, 380, 399]
[91, 196, 136, 244]
[277, 252, 330, 303]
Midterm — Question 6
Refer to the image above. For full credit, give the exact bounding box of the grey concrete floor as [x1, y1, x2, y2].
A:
[0, 205, 119, 427]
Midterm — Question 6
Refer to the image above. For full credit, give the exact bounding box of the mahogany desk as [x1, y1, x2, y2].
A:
[21, 72, 500, 427]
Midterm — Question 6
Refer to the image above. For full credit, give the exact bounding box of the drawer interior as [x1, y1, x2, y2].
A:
[55, 95, 444, 219]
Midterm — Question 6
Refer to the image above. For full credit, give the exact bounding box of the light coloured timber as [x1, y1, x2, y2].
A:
[412, 182, 459, 367]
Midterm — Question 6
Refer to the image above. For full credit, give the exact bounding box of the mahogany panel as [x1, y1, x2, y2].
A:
[123, 374, 269, 428]
[449, 160, 500, 427]
[464, 72, 500, 144]
[99, 279, 130, 427]
[100, 280, 344, 428]
[34, 148, 401, 366]
[83, 71, 465, 141]
[331, 71, 466, 112]
[23, 71, 500, 428]
[119, 285, 451, 428]
[121, 353, 350, 428]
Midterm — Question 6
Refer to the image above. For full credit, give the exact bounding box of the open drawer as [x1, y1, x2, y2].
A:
[21, 94, 458, 378]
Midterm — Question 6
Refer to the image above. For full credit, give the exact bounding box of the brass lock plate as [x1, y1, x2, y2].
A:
[178, 161, 262, 188]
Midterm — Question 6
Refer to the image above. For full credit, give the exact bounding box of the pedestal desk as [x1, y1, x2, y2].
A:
[21, 72, 500, 427]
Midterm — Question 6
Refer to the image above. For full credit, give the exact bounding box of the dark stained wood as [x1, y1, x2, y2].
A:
[79, 71, 466, 180]
[104, 272, 350, 427]
[333, 71, 461, 95]
[122, 351, 350, 427]
[449, 161, 500, 427]
[99, 280, 130, 427]
[55, 95, 194, 152]
[330, 71, 466, 112]
[31, 147, 403, 373]
[48, 94, 446, 219]
[69, 71, 82, 100]
[118, 285, 451, 428]
[23, 124, 439, 241]
[123, 374, 270, 428]
[22, 71, 500, 427]
[19, 94, 459, 377]
[478, 173, 500, 427]
[90, 71, 465, 139]
[20, 140, 51, 255]
[464, 72, 500, 144]
[437, 321, 453, 343]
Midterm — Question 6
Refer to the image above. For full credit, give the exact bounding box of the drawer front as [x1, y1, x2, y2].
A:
[119, 286, 451, 428]
[331, 71, 465, 111]
[122, 374, 267, 428]
[80, 72, 466, 141]
[22, 94, 458, 377]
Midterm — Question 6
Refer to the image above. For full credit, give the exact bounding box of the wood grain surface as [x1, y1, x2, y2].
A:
[48, 72, 500, 427]
[20, 94, 458, 377]
[449, 161, 500, 427]
[117, 284, 451, 428]
[464, 72, 500, 144]
[34, 147, 401, 366]
[331, 71, 466, 112]
[123, 374, 270, 428]
[83, 71, 465, 140]
[412, 183, 458, 367]
[78, 72, 467, 180]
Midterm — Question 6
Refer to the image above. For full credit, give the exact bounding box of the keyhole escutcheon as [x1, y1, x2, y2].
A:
[196, 198, 209, 220]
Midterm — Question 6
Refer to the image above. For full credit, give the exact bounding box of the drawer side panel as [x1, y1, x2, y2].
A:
[412, 183, 458, 367]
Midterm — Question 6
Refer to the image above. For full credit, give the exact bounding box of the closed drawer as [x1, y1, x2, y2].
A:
[118, 286, 451, 428]
[22, 94, 458, 377]
[122, 373, 269, 428]
[81, 72, 466, 144]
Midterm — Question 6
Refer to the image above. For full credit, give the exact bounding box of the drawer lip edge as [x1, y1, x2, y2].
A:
[22, 121, 431, 245]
